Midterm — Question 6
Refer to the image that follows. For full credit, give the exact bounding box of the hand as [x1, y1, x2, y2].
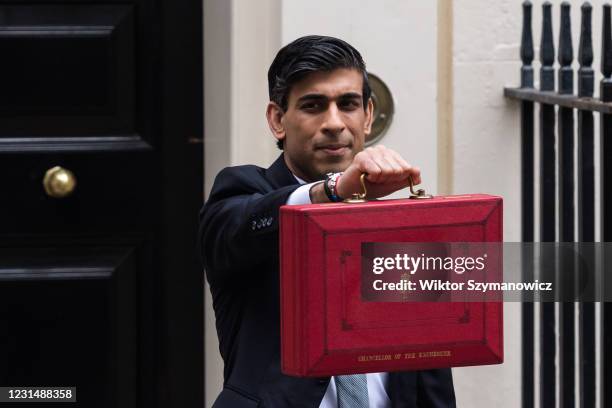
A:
[336, 145, 421, 199]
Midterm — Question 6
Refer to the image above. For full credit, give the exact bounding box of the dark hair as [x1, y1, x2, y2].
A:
[268, 35, 371, 149]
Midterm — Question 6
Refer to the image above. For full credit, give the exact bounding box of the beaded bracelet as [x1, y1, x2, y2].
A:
[324, 172, 343, 202]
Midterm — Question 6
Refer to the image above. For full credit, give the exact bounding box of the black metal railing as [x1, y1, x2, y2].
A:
[504, 1, 611, 407]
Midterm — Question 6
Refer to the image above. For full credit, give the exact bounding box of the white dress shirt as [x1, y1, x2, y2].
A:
[286, 176, 391, 408]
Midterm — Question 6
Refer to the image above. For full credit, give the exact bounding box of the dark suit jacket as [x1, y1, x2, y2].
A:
[198, 154, 456, 407]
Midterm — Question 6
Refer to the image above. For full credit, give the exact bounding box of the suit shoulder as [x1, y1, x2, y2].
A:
[209, 164, 270, 200]
[216, 164, 264, 181]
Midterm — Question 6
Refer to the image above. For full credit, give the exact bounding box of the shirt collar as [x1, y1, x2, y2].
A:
[293, 174, 307, 185]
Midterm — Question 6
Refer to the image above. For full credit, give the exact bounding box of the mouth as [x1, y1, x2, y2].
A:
[316, 144, 351, 157]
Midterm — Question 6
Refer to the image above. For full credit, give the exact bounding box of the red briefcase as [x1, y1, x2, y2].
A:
[279, 182, 503, 377]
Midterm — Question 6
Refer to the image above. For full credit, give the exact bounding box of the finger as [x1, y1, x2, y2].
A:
[389, 150, 412, 173]
[410, 166, 422, 185]
[380, 149, 411, 183]
[360, 155, 383, 183]
[387, 150, 421, 185]
[382, 153, 407, 182]
[358, 148, 385, 183]
[369, 148, 396, 184]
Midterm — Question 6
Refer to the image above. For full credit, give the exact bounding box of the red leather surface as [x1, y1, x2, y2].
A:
[280, 194, 503, 377]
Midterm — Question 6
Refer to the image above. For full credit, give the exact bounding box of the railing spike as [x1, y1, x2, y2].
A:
[579, 2, 594, 97]
[522, 1, 534, 65]
[559, 2, 573, 67]
[601, 4, 612, 78]
[559, 2, 573, 94]
[579, 2, 593, 68]
[541, 2, 555, 91]
[521, 1, 534, 87]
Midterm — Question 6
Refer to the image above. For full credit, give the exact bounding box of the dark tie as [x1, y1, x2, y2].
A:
[334, 374, 369, 408]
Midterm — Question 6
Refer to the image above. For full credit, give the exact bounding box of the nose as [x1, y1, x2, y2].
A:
[321, 103, 345, 136]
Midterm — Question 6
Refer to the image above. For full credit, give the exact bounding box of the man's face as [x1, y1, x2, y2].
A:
[268, 68, 373, 182]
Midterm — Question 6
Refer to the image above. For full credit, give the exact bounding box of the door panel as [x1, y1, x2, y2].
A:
[0, 245, 138, 407]
[0, 4, 137, 139]
[0, 0, 203, 406]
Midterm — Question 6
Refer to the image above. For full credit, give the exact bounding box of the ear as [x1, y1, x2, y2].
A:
[266, 102, 286, 144]
[363, 98, 374, 136]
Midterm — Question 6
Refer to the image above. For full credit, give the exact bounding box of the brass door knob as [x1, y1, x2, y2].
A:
[43, 166, 77, 198]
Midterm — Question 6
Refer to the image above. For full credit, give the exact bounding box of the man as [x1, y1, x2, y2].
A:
[199, 35, 456, 407]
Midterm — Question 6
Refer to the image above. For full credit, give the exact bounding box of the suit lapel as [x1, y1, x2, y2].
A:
[266, 153, 300, 189]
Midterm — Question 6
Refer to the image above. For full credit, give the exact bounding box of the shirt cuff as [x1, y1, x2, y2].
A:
[286, 182, 320, 205]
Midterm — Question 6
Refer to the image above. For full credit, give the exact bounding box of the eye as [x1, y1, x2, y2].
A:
[301, 102, 322, 111]
[340, 98, 361, 108]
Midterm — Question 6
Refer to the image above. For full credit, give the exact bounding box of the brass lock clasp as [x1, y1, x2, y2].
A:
[408, 176, 433, 199]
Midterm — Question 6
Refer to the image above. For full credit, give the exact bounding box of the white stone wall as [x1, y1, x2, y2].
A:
[451, 2, 521, 405]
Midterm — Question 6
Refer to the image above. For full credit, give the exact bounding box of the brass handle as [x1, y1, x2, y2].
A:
[342, 174, 368, 203]
[43, 166, 77, 198]
[407, 176, 433, 200]
[342, 173, 433, 203]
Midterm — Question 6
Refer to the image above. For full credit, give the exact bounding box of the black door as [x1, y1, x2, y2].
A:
[0, 1, 203, 407]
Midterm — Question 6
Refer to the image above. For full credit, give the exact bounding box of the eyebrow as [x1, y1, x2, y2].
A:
[296, 92, 362, 104]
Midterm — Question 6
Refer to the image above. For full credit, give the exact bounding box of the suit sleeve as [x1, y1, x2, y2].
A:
[198, 166, 300, 286]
